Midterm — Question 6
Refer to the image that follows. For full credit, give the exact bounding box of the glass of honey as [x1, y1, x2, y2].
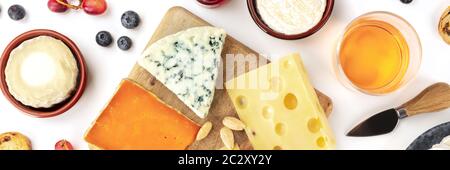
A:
[335, 11, 421, 95]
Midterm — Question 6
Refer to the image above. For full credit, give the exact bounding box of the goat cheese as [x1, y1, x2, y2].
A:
[5, 36, 79, 108]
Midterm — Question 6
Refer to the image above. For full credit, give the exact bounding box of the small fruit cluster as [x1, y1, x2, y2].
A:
[3, 1, 107, 21]
[96, 11, 140, 51]
[48, 0, 107, 15]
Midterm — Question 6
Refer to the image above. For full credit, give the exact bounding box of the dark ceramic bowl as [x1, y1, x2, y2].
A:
[407, 122, 450, 150]
[247, 0, 334, 40]
[0, 29, 87, 118]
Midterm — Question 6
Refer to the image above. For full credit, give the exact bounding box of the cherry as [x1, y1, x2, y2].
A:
[82, 0, 107, 15]
[55, 139, 74, 150]
[48, 0, 68, 13]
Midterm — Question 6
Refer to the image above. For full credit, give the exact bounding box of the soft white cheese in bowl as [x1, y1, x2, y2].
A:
[256, 0, 327, 35]
[20, 52, 57, 86]
[5, 36, 79, 108]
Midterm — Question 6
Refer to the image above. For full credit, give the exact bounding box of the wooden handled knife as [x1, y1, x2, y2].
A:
[347, 82, 450, 137]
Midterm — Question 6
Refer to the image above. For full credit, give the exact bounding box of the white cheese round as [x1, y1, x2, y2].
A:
[5, 36, 79, 108]
[20, 52, 57, 86]
[256, 0, 326, 35]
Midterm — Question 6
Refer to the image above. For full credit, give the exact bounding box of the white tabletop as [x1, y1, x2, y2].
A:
[0, 0, 449, 150]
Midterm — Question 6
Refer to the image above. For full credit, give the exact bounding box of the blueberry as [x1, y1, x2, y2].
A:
[117, 36, 132, 51]
[400, 0, 413, 4]
[121, 11, 140, 29]
[8, 5, 26, 21]
[96, 31, 113, 47]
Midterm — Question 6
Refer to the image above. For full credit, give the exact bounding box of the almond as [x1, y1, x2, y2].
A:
[196, 121, 212, 141]
[220, 127, 234, 149]
[218, 143, 240, 150]
[222, 116, 245, 131]
[218, 146, 228, 150]
[233, 143, 240, 150]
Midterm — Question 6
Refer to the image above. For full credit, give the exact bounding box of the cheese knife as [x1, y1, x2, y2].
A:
[347, 82, 450, 137]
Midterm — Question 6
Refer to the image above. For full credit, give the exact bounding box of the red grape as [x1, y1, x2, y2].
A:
[55, 139, 74, 150]
[48, 0, 68, 13]
[82, 0, 107, 15]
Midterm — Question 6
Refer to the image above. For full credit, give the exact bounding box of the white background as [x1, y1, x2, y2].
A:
[0, 0, 449, 150]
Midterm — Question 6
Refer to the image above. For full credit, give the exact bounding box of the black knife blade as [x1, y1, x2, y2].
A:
[346, 109, 401, 137]
[346, 83, 450, 137]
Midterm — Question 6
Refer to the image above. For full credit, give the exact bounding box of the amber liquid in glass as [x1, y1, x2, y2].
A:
[339, 20, 410, 94]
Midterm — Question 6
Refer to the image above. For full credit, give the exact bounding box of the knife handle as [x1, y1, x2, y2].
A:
[399, 82, 450, 117]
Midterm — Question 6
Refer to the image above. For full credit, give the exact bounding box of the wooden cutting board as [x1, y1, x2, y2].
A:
[128, 6, 333, 150]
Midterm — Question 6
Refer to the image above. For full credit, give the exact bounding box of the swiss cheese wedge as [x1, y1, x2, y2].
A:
[84, 79, 200, 150]
[225, 53, 336, 150]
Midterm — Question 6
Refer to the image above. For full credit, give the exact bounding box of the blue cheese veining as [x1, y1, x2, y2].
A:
[138, 26, 226, 118]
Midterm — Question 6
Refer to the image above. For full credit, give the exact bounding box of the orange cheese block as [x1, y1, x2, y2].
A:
[84, 79, 200, 150]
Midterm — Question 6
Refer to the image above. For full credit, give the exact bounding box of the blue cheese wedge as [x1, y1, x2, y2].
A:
[138, 26, 226, 118]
